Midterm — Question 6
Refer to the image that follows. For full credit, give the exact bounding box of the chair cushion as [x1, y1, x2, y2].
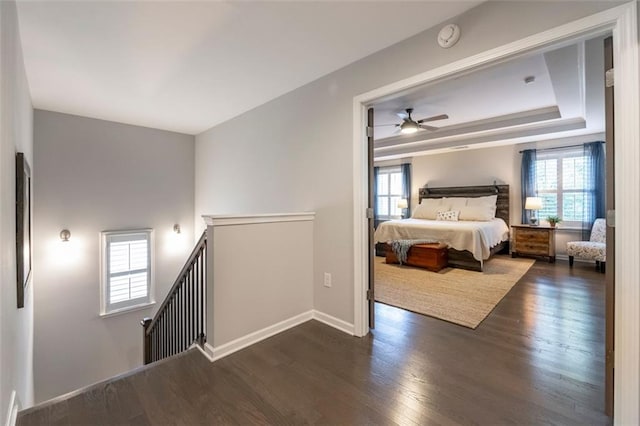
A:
[566, 241, 606, 261]
[590, 218, 607, 243]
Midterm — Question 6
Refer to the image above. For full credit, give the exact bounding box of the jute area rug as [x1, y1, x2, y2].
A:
[374, 256, 535, 329]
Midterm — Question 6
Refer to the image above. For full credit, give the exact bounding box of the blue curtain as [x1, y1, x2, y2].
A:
[520, 149, 537, 224]
[401, 163, 411, 218]
[582, 141, 606, 240]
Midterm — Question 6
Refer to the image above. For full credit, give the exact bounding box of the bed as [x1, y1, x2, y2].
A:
[375, 184, 510, 271]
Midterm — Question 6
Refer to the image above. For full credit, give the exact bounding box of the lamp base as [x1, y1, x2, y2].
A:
[529, 217, 539, 226]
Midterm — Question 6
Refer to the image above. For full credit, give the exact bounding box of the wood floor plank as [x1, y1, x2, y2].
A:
[18, 258, 610, 425]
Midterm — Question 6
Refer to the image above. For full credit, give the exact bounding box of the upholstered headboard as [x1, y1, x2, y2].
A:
[418, 183, 510, 225]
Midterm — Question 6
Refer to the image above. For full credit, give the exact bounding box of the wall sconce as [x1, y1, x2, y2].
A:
[60, 229, 71, 242]
[173, 224, 181, 234]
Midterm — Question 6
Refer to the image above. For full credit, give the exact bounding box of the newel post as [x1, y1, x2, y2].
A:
[141, 317, 152, 365]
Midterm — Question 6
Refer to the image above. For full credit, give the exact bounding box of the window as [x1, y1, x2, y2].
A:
[101, 229, 154, 315]
[535, 148, 590, 227]
[376, 166, 404, 220]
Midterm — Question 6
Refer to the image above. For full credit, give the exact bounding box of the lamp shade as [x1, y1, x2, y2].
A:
[397, 199, 408, 209]
[525, 197, 543, 210]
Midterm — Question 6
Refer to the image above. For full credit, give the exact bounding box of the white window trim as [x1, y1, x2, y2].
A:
[377, 166, 404, 220]
[536, 147, 592, 228]
[100, 229, 155, 316]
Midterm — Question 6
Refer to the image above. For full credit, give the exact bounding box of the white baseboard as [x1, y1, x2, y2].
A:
[202, 310, 314, 362]
[197, 309, 356, 363]
[312, 310, 355, 335]
[5, 391, 19, 426]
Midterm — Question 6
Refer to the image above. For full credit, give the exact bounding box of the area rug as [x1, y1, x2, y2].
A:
[374, 256, 535, 329]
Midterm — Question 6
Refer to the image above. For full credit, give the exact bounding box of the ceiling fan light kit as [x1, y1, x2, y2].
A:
[400, 121, 419, 134]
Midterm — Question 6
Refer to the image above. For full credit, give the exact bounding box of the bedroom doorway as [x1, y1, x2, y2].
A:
[353, 4, 638, 421]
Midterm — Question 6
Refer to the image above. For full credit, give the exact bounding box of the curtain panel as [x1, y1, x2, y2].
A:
[520, 149, 537, 224]
[583, 141, 606, 240]
[401, 163, 411, 218]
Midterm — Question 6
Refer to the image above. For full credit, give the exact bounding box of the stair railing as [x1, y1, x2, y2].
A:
[141, 230, 207, 364]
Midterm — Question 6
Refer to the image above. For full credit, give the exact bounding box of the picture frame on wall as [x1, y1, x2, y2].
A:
[16, 152, 31, 309]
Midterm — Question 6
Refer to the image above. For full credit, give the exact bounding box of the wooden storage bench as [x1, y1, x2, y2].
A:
[385, 242, 449, 272]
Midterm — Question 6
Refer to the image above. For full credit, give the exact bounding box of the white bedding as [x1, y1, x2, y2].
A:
[374, 218, 509, 262]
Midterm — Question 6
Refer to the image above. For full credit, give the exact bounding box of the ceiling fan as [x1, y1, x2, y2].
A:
[376, 108, 449, 135]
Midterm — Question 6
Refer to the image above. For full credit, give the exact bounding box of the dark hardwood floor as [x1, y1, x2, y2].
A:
[19, 258, 609, 425]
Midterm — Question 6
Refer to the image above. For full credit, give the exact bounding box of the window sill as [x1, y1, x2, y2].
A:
[100, 301, 156, 319]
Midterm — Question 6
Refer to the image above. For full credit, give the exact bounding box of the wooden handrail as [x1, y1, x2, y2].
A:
[142, 230, 207, 364]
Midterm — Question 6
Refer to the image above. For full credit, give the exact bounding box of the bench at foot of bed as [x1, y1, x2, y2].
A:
[385, 242, 448, 272]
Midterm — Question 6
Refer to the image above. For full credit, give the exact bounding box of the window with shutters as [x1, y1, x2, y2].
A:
[100, 229, 154, 315]
[376, 166, 404, 220]
[535, 148, 590, 228]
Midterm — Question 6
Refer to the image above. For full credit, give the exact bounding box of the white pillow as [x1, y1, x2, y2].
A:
[436, 210, 460, 221]
[466, 195, 498, 219]
[412, 203, 439, 220]
[411, 198, 445, 219]
[444, 197, 468, 210]
[467, 195, 498, 208]
[459, 205, 495, 221]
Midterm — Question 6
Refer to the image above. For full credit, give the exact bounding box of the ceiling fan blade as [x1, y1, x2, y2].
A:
[419, 124, 439, 131]
[417, 114, 449, 124]
[374, 123, 400, 127]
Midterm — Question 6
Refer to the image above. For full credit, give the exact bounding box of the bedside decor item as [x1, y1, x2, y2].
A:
[525, 197, 543, 226]
[397, 198, 408, 218]
[546, 216, 562, 228]
[16, 153, 31, 308]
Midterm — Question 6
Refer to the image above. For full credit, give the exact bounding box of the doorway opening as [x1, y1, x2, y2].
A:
[352, 3, 638, 422]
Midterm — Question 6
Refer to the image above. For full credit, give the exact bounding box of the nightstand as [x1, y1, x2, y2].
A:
[511, 225, 556, 263]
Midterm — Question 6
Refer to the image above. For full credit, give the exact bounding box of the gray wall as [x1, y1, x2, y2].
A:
[195, 1, 619, 326]
[0, 0, 35, 415]
[209, 219, 314, 348]
[33, 110, 195, 402]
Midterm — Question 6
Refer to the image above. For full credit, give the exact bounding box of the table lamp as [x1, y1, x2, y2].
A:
[397, 198, 408, 219]
[525, 197, 543, 226]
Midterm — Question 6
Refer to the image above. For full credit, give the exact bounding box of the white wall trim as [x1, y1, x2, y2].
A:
[4, 391, 18, 426]
[353, 2, 638, 422]
[203, 212, 316, 227]
[611, 2, 640, 424]
[313, 310, 355, 335]
[196, 310, 354, 363]
[202, 310, 314, 362]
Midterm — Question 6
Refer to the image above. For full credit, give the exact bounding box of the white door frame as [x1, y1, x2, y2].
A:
[352, 2, 639, 423]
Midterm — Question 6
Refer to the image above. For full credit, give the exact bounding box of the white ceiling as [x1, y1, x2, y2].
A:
[16, 1, 480, 135]
[373, 53, 558, 139]
[372, 36, 606, 160]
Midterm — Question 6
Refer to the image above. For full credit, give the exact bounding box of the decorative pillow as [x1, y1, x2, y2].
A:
[411, 198, 445, 220]
[436, 210, 460, 221]
[444, 197, 467, 210]
[459, 205, 495, 221]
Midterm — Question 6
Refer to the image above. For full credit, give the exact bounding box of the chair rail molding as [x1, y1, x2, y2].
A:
[203, 212, 316, 227]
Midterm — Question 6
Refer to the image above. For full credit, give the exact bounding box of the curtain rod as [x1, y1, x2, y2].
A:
[518, 142, 601, 154]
